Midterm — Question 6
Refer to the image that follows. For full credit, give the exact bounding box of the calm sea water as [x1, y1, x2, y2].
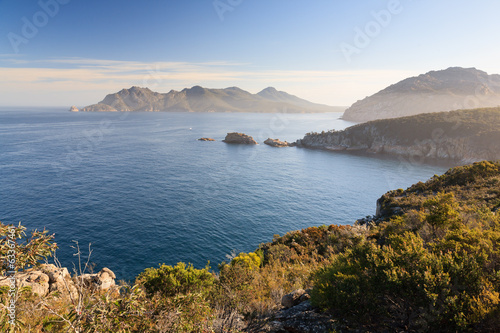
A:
[0, 109, 454, 280]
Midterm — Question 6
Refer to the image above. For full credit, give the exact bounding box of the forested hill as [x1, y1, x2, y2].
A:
[298, 107, 500, 163]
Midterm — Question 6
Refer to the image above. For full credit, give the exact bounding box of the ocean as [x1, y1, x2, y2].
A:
[0, 108, 454, 281]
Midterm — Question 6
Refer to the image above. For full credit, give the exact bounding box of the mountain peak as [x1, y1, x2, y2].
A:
[81, 85, 342, 113]
[343, 67, 500, 122]
[259, 87, 278, 93]
[117, 86, 152, 95]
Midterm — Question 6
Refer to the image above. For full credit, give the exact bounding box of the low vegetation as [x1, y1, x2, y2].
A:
[1, 161, 499, 332]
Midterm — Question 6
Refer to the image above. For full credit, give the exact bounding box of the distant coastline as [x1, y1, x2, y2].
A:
[76, 86, 346, 113]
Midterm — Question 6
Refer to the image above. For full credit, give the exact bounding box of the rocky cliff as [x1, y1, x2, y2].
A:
[298, 107, 500, 163]
[343, 67, 500, 122]
[0, 264, 117, 298]
[81, 86, 344, 113]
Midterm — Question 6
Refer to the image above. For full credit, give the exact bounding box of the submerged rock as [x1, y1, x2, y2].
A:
[198, 137, 216, 141]
[223, 132, 257, 145]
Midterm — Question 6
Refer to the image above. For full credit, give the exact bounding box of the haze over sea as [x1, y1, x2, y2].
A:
[0, 109, 452, 280]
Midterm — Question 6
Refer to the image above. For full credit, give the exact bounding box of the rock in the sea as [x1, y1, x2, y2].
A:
[69, 105, 79, 112]
[198, 137, 216, 141]
[264, 138, 295, 147]
[223, 132, 257, 145]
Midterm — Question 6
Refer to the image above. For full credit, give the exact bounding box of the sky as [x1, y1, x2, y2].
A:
[1, 0, 500, 107]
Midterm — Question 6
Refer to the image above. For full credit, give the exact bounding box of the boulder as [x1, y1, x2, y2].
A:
[264, 138, 295, 147]
[78, 267, 116, 292]
[223, 132, 257, 145]
[16, 270, 50, 296]
[0, 265, 116, 299]
[40, 264, 78, 299]
[281, 289, 308, 309]
[275, 300, 335, 333]
[97, 267, 116, 290]
[198, 137, 216, 141]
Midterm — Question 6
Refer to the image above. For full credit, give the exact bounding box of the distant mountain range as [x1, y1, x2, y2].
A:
[343, 67, 500, 122]
[80, 86, 345, 113]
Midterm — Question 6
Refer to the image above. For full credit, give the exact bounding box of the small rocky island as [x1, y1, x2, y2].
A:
[264, 138, 296, 147]
[69, 106, 79, 112]
[223, 132, 258, 144]
[198, 138, 215, 141]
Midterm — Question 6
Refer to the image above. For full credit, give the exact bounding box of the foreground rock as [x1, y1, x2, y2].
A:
[79, 267, 117, 291]
[198, 137, 216, 141]
[0, 265, 116, 297]
[264, 138, 296, 147]
[281, 289, 310, 308]
[223, 132, 257, 144]
[257, 289, 334, 333]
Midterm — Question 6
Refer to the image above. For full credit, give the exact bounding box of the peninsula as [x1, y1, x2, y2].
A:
[298, 107, 500, 163]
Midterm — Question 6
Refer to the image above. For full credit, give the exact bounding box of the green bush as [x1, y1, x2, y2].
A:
[312, 227, 500, 331]
[231, 252, 261, 270]
[136, 262, 215, 297]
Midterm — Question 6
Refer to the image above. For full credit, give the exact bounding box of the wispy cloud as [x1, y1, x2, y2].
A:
[0, 57, 417, 106]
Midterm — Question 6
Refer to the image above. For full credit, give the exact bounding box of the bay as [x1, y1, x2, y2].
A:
[0, 109, 453, 280]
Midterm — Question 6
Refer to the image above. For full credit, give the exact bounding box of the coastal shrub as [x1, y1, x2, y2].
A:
[231, 252, 261, 270]
[261, 225, 367, 265]
[136, 262, 215, 297]
[312, 220, 500, 331]
[0, 221, 57, 273]
[422, 192, 461, 233]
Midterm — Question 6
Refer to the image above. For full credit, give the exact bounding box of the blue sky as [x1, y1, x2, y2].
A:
[1, 0, 500, 106]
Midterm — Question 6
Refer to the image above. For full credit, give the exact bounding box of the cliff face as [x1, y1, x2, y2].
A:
[299, 108, 500, 163]
[81, 86, 345, 113]
[343, 67, 500, 122]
